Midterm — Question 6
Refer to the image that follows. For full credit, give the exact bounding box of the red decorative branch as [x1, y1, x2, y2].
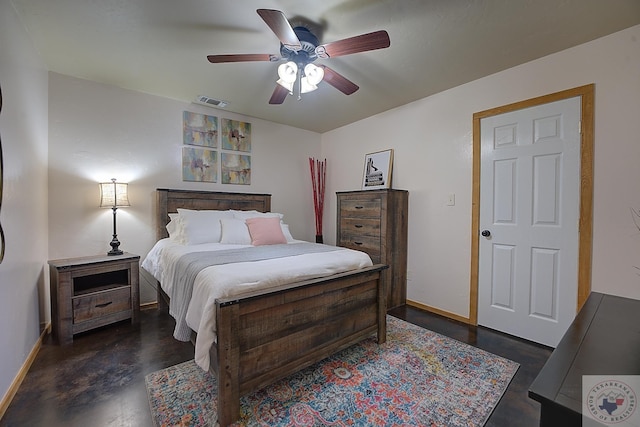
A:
[309, 158, 326, 239]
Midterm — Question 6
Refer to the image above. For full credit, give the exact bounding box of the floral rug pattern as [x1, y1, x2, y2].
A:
[145, 316, 519, 426]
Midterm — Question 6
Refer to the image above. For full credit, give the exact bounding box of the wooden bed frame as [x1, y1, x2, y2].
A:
[153, 188, 387, 426]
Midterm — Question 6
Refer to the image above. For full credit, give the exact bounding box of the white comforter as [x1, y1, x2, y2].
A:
[142, 239, 373, 371]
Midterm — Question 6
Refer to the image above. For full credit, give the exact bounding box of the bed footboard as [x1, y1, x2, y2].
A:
[213, 264, 387, 426]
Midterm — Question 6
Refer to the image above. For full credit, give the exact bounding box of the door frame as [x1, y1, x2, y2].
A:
[469, 84, 594, 326]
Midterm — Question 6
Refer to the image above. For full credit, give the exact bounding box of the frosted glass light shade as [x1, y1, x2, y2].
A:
[300, 78, 318, 93]
[277, 61, 298, 83]
[276, 78, 294, 92]
[304, 63, 324, 85]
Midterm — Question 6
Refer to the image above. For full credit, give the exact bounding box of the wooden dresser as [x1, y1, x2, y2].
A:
[337, 189, 408, 309]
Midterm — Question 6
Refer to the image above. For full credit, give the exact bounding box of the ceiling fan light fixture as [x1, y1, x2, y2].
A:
[207, 9, 391, 105]
[276, 78, 294, 93]
[277, 61, 298, 83]
[300, 78, 318, 94]
[303, 63, 324, 86]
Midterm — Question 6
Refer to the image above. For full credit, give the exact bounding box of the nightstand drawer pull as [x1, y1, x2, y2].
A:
[95, 301, 113, 308]
[354, 241, 363, 245]
[355, 205, 364, 209]
[354, 224, 363, 228]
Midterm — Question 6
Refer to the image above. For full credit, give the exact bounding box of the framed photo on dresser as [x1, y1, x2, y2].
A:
[362, 149, 393, 190]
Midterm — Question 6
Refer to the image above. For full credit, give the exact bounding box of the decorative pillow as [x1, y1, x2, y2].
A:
[232, 210, 284, 221]
[246, 217, 287, 246]
[176, 209, 234, 245]
[219, 218, 252, 245]
[280, 223, 295, 243]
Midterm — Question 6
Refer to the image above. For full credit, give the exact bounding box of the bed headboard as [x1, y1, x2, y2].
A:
[155, 188, 272, 240]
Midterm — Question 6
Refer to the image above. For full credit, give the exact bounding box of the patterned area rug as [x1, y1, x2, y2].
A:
[145, 316, 519, 426]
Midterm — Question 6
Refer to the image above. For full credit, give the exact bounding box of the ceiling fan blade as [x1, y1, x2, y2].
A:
[207, 54, 278, 63]
[269, 85, 290, 104]
[321, 66, 359, 95]
[257, 9, 302, 52]
[316, 30, 390, 59]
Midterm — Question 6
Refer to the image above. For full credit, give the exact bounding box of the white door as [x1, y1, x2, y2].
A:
[478, 97, 581, 347]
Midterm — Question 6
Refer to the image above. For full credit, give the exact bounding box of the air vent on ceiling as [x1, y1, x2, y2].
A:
[195, 95, 228, 108]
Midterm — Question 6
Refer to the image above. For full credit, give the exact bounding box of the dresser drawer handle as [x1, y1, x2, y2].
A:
[95, 301, 113, 308]
[355, 206, 364, 209]
[354, 241, 363, 246]
[354, 224, 363, 228]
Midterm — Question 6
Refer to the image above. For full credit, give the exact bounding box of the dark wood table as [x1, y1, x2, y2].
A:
[528, 292, 640, 426]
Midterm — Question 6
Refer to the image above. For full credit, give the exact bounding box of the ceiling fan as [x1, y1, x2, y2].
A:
[207, 9, 390, 104]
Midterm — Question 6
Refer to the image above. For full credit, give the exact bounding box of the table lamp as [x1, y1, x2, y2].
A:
[99, 178, 129, 255]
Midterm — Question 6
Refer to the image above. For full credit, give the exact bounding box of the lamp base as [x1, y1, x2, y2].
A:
[107, 235, 123, 256]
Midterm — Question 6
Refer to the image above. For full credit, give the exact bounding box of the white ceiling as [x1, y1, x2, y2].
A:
[10, 0, 640, 133]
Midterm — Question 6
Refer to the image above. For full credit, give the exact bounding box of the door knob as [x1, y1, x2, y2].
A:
[481, 230, 491, 237]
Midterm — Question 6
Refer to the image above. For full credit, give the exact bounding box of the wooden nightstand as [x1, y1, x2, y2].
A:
[48, 252, 140, 345]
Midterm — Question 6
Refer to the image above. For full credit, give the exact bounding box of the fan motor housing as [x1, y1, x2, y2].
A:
[280, 26, 319, 64]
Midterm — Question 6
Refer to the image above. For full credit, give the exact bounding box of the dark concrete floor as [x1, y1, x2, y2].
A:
[1, 305, 551, 426]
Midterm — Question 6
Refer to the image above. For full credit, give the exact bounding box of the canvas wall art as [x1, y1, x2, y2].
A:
[182, 147, 217, 182]
[221, 118, 251, 152]
[221, 153, 251, 185]
[183, 111, 218, 147]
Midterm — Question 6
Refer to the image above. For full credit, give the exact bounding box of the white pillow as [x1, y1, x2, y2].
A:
[220, 218, 252, 245]
[166, 213, 183, 240]
[176, 209, 234, 245]
[280, 224, 295, 243]
[232, 210, 284, 221]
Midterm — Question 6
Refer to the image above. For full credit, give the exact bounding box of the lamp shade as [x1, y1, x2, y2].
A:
[99, 179, 130, 208]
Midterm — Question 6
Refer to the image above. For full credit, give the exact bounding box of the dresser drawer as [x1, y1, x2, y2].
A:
[340, 217, 381, 236]
[339, 198, 381, 218]
[73, 286, 131, 324]
[338, 235, 381, 263]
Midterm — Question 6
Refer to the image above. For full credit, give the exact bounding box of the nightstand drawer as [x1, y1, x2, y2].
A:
[340, 218, 381, 236]
[73, 286, 131, 324]
[339, 198, 381, 218]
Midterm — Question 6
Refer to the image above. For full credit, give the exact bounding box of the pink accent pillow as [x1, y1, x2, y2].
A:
[246, 217, 287, 246]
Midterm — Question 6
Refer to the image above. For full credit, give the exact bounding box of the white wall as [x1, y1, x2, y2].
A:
[322, 24, 640, 318]
[48, 73, 322, 303]
[0, 1, 49, 406]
